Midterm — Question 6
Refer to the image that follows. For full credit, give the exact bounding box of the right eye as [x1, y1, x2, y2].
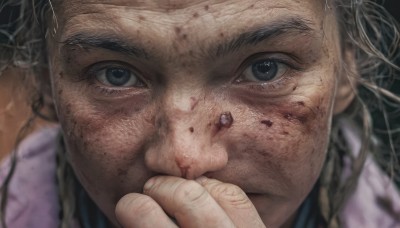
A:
[95, 67, 143, 87]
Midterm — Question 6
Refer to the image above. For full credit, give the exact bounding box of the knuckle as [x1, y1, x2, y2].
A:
[116, 194, 159, 218]
[211, 183, 252, 209]
[174, 180, 208, 204]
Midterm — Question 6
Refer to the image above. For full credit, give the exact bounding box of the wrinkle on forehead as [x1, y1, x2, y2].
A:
[59, 0, 230, 11]
[50, 0, 337, 74]
[55, 0, 323, 18]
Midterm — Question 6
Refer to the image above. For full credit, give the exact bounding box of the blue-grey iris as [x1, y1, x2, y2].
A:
[251, 60, 278, 81]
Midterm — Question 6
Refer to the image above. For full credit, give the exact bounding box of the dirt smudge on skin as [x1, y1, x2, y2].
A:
[175, 26, 182, 34]
[117, 168, 128, 177]
[283, 112, 308, 125]
[297, 101, 305, 106]
[261, 120, 273, 127]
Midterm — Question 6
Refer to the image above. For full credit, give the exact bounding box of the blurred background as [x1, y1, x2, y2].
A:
[0, 1, 399, 160]
[384, 0, 400, 22]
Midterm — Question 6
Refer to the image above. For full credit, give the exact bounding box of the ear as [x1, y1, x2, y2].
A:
[333, 48, 359, 115]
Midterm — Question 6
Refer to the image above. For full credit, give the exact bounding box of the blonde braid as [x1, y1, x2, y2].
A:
[319, 101, 373, 227]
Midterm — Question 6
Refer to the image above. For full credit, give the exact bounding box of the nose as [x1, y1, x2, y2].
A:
[144, 94, 229, 179]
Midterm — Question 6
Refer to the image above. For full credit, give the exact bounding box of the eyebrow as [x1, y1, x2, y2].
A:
[60, 17, 314, 59]
[213, 17, 314, 57]
[61, 34, 149, 59]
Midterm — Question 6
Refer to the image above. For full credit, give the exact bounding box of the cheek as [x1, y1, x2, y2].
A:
[54, 86, 156, 197]
[226, 84, 334, 197]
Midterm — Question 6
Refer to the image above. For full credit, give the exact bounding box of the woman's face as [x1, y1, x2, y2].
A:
[47, 0, 352, 226]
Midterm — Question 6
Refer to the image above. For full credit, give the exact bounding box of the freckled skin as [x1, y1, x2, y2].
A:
[47, 0, 352, 227]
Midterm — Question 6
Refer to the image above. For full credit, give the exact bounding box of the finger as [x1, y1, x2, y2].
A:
[143, 176, 235, 228]
[115, 193, 178, 228]
[196, 176, 266, 228]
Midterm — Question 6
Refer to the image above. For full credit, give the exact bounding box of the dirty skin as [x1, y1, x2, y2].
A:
[178, 111, 234, 178]
[261, 120, 273, 127]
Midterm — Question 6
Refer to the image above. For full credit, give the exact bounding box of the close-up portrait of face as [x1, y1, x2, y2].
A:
[0, 0, 399, 228]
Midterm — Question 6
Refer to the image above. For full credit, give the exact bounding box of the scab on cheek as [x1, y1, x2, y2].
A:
[261, 119, 273, 127]
[279, 100, 322, 133]
[216, 111, 233, 129]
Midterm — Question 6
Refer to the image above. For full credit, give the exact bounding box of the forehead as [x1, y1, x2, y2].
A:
[54, 0, 332, 51]
[59, 0, 324, 11]
[56, 0, 327, 28]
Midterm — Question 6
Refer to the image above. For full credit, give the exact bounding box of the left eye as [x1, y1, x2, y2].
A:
[242, 59, 289, 82]
[95, 67, 139, 87]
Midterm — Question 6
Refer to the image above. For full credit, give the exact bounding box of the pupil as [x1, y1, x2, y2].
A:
[106, 68, 130, 86]
[252, 60, 278, 81]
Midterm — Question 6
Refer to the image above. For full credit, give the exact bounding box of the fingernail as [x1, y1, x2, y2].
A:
[144, 178, 156, 191]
